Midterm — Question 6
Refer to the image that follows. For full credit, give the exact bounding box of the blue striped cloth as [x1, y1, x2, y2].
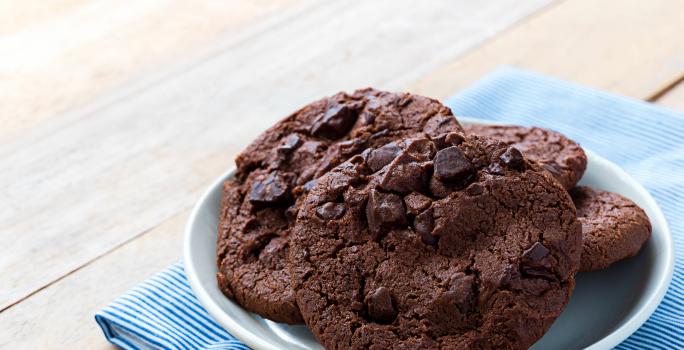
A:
[96, 67, 684, 349]
[95, 263, 249, 350]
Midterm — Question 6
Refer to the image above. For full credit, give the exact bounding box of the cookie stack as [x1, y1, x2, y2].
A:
[215, 89, 651, 349]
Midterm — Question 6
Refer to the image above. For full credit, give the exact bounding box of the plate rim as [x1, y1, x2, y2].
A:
[184, 167, 285, 350]
[184, 117, 674, 350]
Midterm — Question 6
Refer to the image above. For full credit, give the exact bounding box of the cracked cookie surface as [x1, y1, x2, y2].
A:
[216, 88, 462, 324]
[290, 134, 581, 349]
[571, 186, 652, 272]
[464, 124, 587, 190]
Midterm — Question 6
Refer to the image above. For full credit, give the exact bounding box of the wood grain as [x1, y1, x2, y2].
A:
[655, 79, 684, 113]
[0, 210, 188, 350]
[0, 0, 301, 140]
[0, 0, 553, 311]
[409, 0, 684, 101]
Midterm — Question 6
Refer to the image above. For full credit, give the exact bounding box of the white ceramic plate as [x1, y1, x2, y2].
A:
[184, 117, 673, 350]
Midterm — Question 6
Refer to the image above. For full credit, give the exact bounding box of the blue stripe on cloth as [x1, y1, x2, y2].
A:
[95, 261, 251, 350]
[96, 67, 683, 349]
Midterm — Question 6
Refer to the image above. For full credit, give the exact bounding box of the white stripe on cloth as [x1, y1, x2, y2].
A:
[96, 67, 683, 349]
[96, 261, 252, 350]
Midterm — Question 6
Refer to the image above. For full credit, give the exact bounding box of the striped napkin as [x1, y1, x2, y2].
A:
[96, 67, 684, 349]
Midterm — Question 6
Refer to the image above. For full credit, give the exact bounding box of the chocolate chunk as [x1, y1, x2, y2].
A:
[361, 112, 376, 125]
[465, 183, 483, 196]
[302, 179, 317, 192]
[520, 266, 555, 280]
[338, 138, 367, 156]
[297, 167, 316, 186]
[448, 273, 475, 309]
[351, 301, 364, 312]
[366, 189, 406, 240]
[431, 133, 450, 150]
[377, 139, 435, 193]
[366, 287, 396, 323]
[244, 233, 278, 257]
[487, 163, 505, 175]
[277, 134, 302, 154]
[414, 208, 436, 245]
[520, 242, 555, 280]
[404, 192, 432, 214]
[500, 147, 525, 170]
[542, 163, 562, 177]
[370, 129, 390, 139]
[241, 218, 259, 233]
[329, 173, 353, 193]
[434, 146, 473, 182]
[429, 176, 450, 198]
[248, 172, 291, 205]
[379, 149, 431, 194]
[299, 140, 326, 154]
[311, 104, 358, 139]
[367, 143, 401, 172]
[316, 202, 346, 221]
[380, 160, 429, 193]
[522, 242, 549, 262]
[498, 264, 519, 288]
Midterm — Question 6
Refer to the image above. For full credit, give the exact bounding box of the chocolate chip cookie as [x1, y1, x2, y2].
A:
[464, 124, 587, 190]
[570, 186, 652, 272]
[216, 88, 462, 324]
[290, 135, 581, 349]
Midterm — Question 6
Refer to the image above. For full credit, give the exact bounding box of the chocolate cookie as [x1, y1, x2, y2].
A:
[464, 124, 587, 190]
[290, 135, 581, 349]
[570, 186, 652, 272]
[216, 88, 462, 324]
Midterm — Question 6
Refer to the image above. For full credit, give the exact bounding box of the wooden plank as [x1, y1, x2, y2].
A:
[409, 0, 684, 101]
[0, 210, 188, 350]
[0, 0, 553, 311]
[0, 0, 302, 140]
[655, 79, 684, 113]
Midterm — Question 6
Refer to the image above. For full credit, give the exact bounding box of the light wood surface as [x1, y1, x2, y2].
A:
[410, 0, 684, 100]
[2, 0, 684, 349]
[0, 0, 302, 140]
[656, 79, 684, 112]
[0, 212, 187, 350]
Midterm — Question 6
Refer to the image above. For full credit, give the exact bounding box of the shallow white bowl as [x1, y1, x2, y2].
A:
[184, 118, 673, 350]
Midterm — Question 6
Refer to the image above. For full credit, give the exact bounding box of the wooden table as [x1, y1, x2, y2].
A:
[2, 0, 683, 348]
